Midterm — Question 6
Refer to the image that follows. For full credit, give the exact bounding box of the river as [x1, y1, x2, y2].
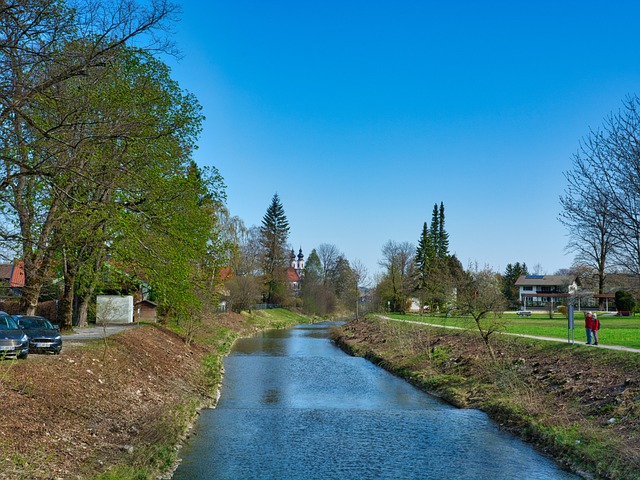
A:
[173, 321, 580, 480]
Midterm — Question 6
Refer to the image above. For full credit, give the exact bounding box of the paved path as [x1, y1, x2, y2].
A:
[376, 315, 640, 353]
[62, 324, 140, 344]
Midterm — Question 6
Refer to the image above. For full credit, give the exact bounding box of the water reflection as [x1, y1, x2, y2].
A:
[174, 322, 579, 480]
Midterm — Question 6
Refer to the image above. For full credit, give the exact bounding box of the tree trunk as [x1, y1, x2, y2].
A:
[77, 295, 91, 328]
[20, 257, 50, 315]
[58, 257, 79, 331]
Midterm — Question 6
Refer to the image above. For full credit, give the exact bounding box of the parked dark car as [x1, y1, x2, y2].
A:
[0, 314, 29, 359]
[15, 315, 62, 354]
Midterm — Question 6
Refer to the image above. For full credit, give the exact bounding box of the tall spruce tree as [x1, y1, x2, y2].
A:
[429, 203, 440, 256]
[438, 202, 450, 258]
[415, 202, 452, 310]
[259, 193, 290, 304]
[415, 222, 434, 289]
[502, 262, 528, 309]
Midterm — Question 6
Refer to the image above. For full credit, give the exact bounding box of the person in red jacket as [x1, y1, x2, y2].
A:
[592, 313, 600, 345]
[585, 311, 594, 345]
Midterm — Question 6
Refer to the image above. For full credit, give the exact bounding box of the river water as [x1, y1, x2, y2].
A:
[173, 322, 579, 480]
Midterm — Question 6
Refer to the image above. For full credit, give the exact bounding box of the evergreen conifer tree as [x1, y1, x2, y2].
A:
[259, 193, 290, 304]
[438, 202, 450, 258]
[415, 222, 433, 289]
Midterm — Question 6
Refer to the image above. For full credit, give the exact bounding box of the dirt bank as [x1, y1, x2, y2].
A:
[332, 316, 640, 480]
[0, 323, 213, 480]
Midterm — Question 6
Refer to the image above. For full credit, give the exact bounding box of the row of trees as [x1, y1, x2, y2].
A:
[224, 193, 368, 316]
[0, 0, 230, 329]
[376, 203, 465, 314]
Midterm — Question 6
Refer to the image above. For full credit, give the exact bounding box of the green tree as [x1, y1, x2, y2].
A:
[437, 202, 450, 258]
[0, 0, 178, 315]
[614, 290, 636, 313]
[415, 222, 435, 290]
[51, 46, 207, 329]
[259, 193, 290, 304]
[501, 262, 528, 310]
[300, 249, 335, 315]
[414, 202, 452, 311]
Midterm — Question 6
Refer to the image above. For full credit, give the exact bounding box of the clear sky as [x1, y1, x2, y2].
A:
[163, 1, 640, 280]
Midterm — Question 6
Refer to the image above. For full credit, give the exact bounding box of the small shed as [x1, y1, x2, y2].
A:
[135, 299, 158, 323]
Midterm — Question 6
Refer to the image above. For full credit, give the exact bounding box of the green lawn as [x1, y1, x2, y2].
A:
[386, 312, 640, 349]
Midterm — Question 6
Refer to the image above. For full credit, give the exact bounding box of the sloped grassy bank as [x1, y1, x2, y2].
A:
[0, 309, 311, 480]
[331, 316, 640, 480]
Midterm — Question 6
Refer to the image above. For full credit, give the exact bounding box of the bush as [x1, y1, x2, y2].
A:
[557, 305, 568, 317]
[615, 290, 636, 313]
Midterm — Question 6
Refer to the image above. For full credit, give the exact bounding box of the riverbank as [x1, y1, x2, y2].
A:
[332, 316, 640, 480]
[0, 309, 311, 479]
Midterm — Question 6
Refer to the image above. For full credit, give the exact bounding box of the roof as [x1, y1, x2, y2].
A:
[0, 262, 24, 287]
[218, 266, 232, 281]
[515, 274, 572, 287]
[286, 267, 300, 282]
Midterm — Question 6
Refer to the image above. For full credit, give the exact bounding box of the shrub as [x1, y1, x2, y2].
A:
[615, 290, 636, 313]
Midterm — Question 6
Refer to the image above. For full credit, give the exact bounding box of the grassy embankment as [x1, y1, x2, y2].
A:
[333, 314, 640, 480]
[388, 311, 640, 349]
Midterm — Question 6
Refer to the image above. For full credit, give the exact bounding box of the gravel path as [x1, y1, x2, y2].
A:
[62, 323, 141, 343]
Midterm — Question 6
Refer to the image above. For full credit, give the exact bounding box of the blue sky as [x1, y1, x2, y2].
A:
[164, 1, 640, 279]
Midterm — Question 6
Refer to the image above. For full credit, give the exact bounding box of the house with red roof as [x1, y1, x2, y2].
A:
[0, 261, 25, 296]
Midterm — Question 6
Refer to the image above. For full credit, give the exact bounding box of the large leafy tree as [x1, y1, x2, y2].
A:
[259, 193, 290, 304]
[0, 0, 179, 315]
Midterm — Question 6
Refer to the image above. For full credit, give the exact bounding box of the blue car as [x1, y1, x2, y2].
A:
[0, 315, 29, 359]
[15, 315, 62, 354]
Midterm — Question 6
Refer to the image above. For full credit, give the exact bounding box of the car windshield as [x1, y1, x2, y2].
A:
[0, 315, 18, 330]
[18, 317, 54, 330]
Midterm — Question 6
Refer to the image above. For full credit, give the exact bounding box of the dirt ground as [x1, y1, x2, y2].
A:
[334, 317, 640, 479]
[0, 324, 211, 480]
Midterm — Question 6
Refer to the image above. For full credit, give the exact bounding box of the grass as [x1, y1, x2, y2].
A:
[244, 308, 313, 329]
[386, 312, 640, 349]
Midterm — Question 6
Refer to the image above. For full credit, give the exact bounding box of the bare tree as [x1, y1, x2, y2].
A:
[561, 96, 640, 293]
[457, 263, 507, 360]
[379, 240, 415, 313]
[351, 259, 369, 319]
[560, 130, 620, 307]
[317, 243, 341, 285]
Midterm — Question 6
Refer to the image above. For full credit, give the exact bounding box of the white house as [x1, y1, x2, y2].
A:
[514, 275, 577, 311]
